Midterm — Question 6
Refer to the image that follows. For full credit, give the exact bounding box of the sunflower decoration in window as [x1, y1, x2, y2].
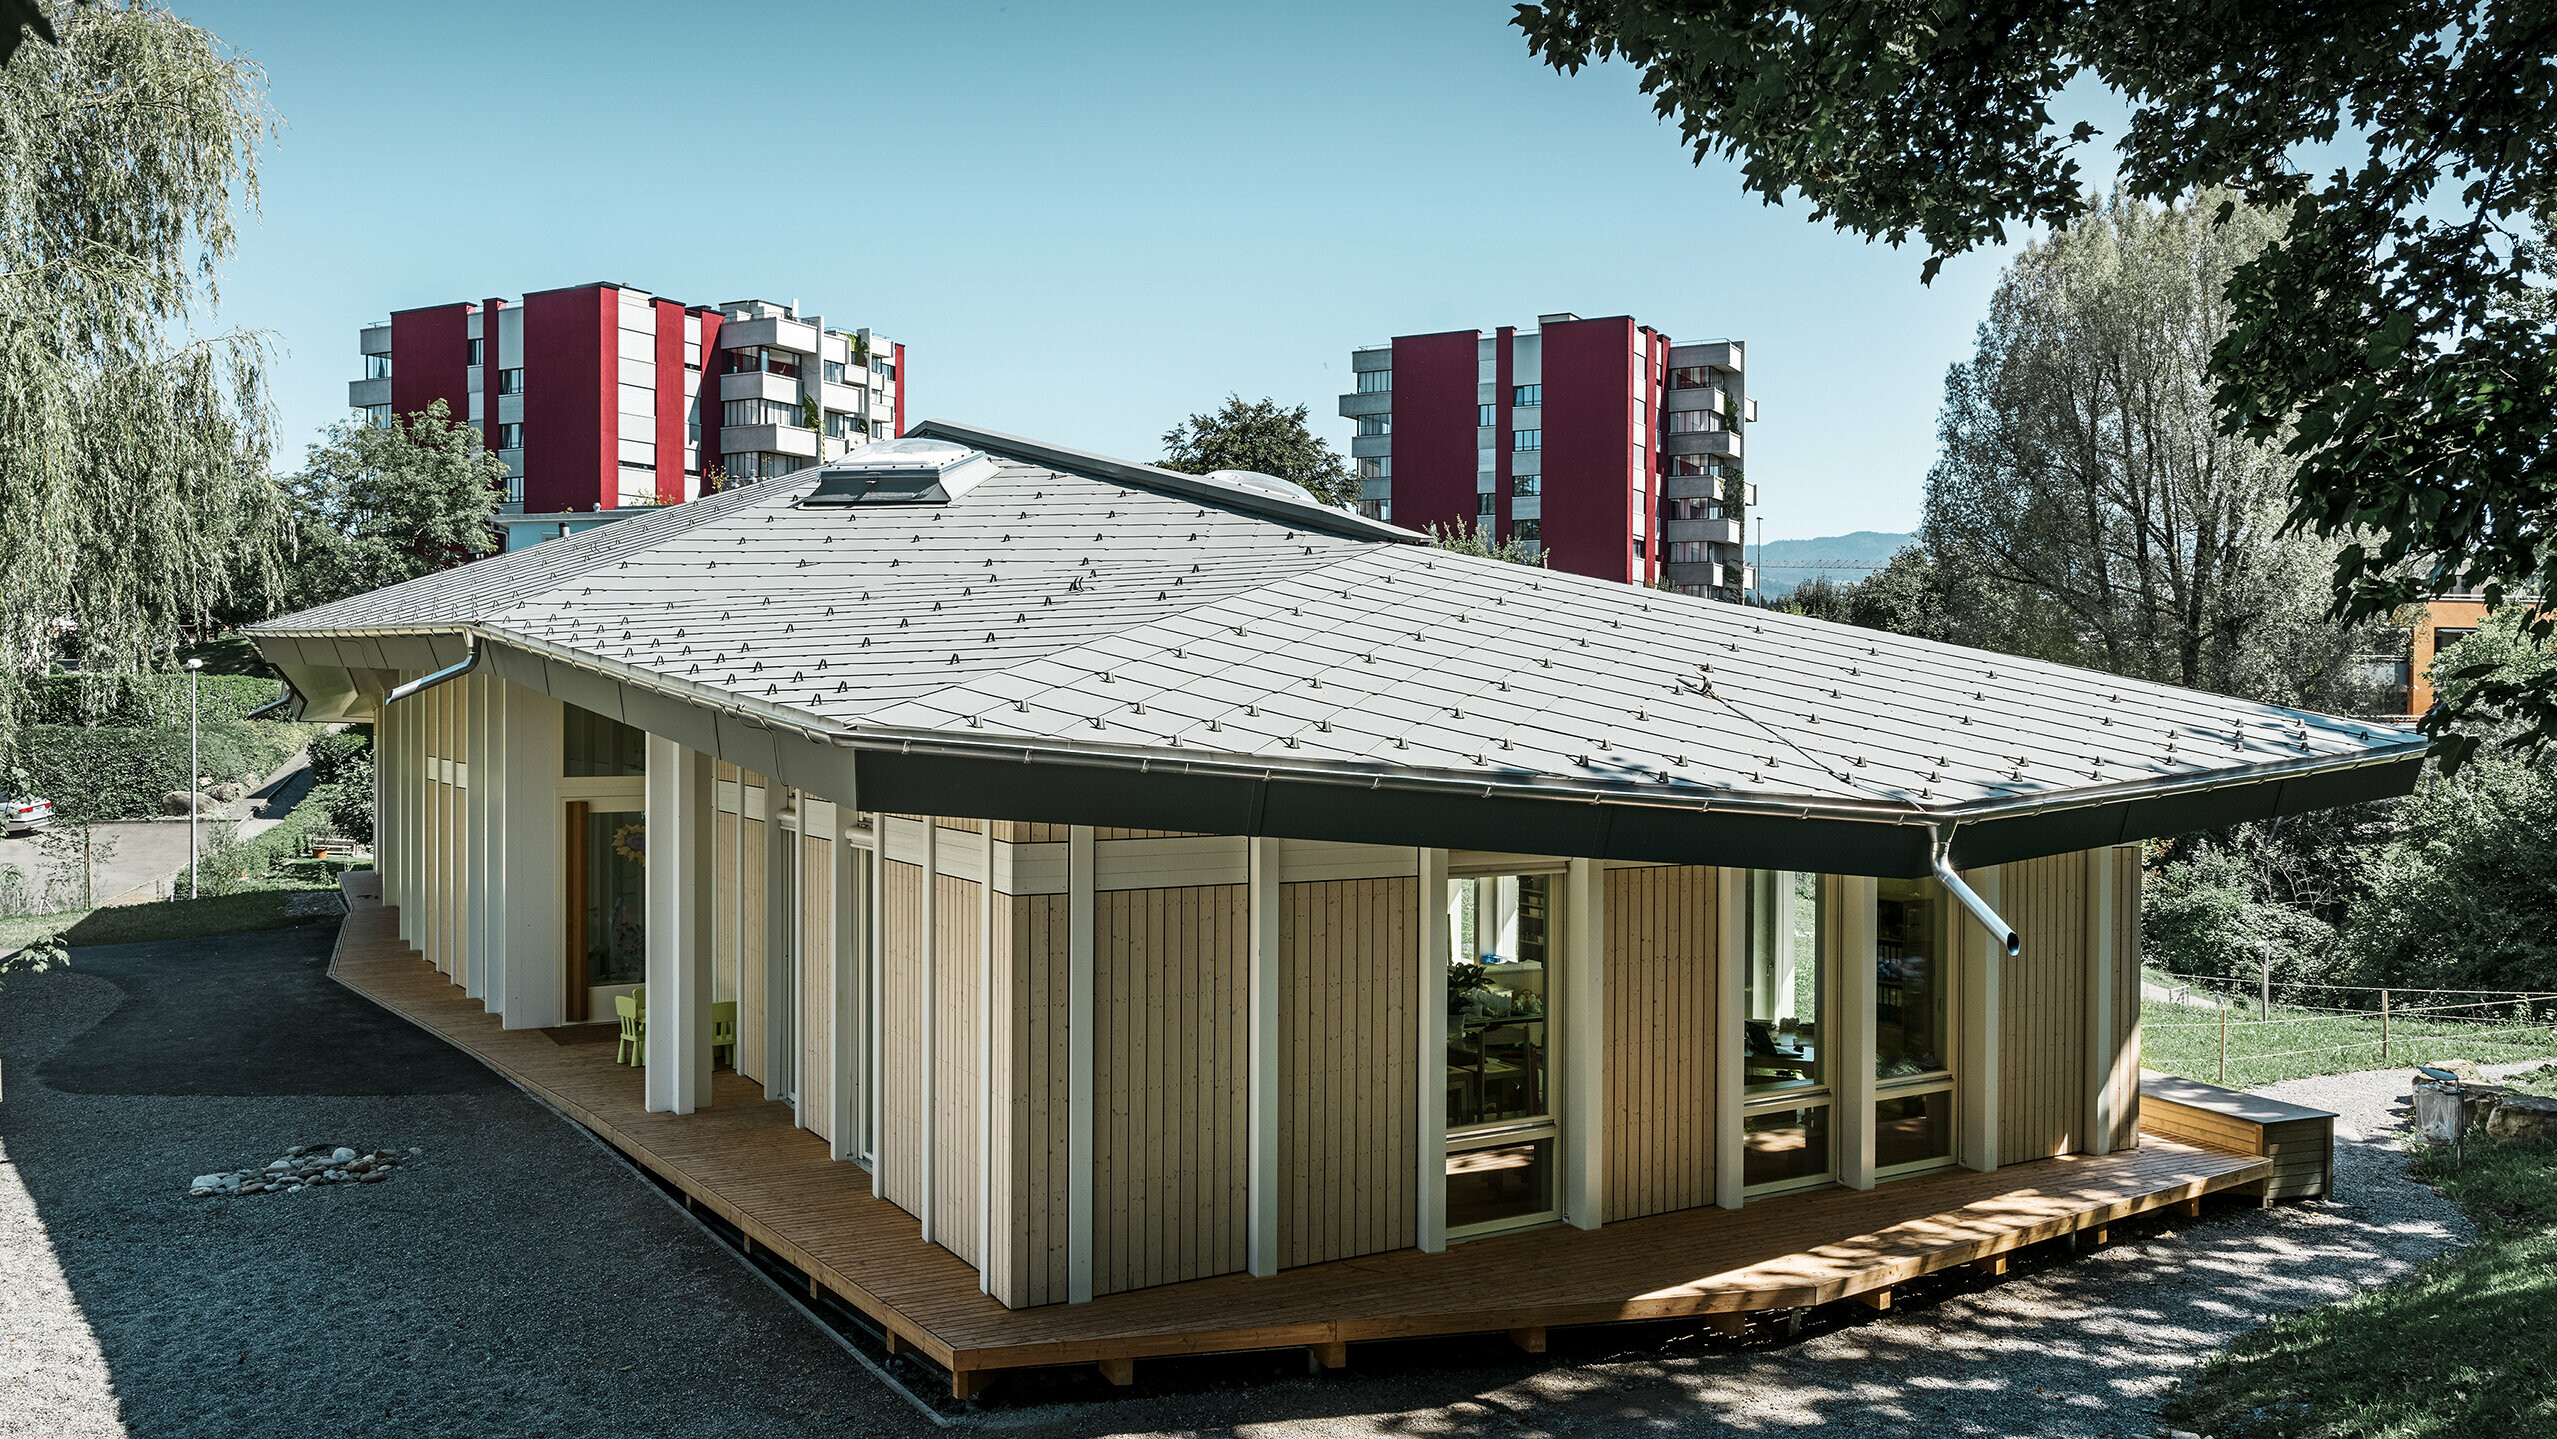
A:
[612, 821, 646, 865]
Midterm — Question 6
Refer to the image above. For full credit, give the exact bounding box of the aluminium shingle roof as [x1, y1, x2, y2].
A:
[250, 422, 2426, 825]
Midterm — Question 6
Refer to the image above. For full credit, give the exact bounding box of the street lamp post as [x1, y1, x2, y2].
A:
[186, 658, 203, 900]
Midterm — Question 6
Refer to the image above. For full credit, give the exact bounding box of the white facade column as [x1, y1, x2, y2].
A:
[1833, 875, 1879, 1189]
[1560, 858, 1605, 1229]
[762, 781, 795, 1100]
[918, 819, 939, 1245]
[2083, 848, 2119, 1154]
[463, 677, 494, 1001]
[829, 814, 865, 1163]
[1713, 866, 1747, 1210]
[1415, 846, 1449, 1254]
[496, 683, 562, 1028]
[644, 735, 714, 1114]
[977, 823, 995, 1296]
[1245, 836, 1280, 1277]
[1957, 866, 2003, 1172]
[1065, 824, 1095, 1302]
[374, 701, 398, 915]
[868, 832, 886, 1189]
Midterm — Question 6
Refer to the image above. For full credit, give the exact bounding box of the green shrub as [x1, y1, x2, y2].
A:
[18, 719, 318, 821]
[306, 728, 371, 786]
[27, 673, 284, 727]
[2144, 843, 2340, 1001]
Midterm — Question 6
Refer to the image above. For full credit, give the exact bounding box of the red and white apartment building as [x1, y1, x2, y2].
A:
[1338, 313, 1756, 599]
[350, 282, 905, 521]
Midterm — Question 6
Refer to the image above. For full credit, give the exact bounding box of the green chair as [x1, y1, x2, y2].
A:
[712, 1001, 739, 1070]
[614, 992, 646, 1067]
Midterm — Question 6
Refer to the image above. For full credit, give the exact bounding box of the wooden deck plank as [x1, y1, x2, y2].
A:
[334, 900, 2271, 1378]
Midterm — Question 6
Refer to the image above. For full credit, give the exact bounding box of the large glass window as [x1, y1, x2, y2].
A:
[1358, 413, 1392, 435]
[1512, 383, 1541, 406]
[1445, 869, 1559, 1237]
[1356, 368, 1391, 393]
[1874, 877, 1951, 1080]
[1741, 1102, 1833, 1190]
[363, 353, 392, 380]
[1743, 870, 1833, 1192]
[563, 705, 645, 777]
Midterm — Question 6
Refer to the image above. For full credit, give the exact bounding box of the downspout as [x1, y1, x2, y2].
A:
[1931, 826, 2020, 956]
[384, 637, 480, 705]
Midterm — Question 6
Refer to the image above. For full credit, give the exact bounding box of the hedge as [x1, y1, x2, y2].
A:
[19, 719, 317, 822]
[27, 673, 286, 727]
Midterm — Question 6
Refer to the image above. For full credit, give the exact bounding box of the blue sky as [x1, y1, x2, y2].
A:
[199, 0, 2050, 543]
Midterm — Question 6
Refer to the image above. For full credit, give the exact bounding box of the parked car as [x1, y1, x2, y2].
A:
[4, 797, 53, 835]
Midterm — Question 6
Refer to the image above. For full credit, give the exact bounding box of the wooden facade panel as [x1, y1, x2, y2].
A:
[2111, 846, 2144, 1150]
[1277, 876, 1416, 1270]
[1999, 854, 2087, 1162]
[1092, 884, 1248, 1296]
[936, 872, 983, 1269]
[800, 832, 833, 1144]
[881, 859, 926, 1213]
[1602, 865, 1717, 1222]
[987, 892, 1073, 1308]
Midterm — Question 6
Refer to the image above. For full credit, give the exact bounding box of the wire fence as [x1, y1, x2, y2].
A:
[2138, 967, 2557, 1085]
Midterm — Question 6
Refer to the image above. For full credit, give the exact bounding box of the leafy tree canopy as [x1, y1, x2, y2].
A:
[1159, 394, 1360, 508]
[283, 400, 505, 610]
[1424, 519, 1547, 567]
[1515, 0, 2557, 763]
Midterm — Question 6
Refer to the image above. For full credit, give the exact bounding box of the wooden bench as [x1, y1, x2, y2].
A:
[2137, 1070, 2336, 1201]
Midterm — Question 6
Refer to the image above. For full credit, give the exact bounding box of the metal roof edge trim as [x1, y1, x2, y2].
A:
[907, 418, 1422, 546]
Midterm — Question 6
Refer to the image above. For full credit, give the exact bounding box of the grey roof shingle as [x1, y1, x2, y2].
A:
[251, 422, 2426, 824]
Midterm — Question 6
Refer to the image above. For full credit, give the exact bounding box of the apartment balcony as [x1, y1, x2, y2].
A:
[1660, 385, 1726, 413]
[1669, 339, 1743, 373]
[1662, 560, 1735, 591]
[1338, 391, 1392, 418]
[1665, 516, 1745, 546]
[348, 376, 390, 409]
[1660, 474, 1737, 503]
[1350, 434, 1393, 459]
[718, 315, 820, 355]
[359, 323, 392, 357]
[1661, 429, 1742, 459]
[721, 370, 801, 403]
[720, 423, 820, 458]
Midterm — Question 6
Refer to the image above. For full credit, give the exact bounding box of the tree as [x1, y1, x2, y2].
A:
[1159, 394, 1360, 508]
[1424, 520, 1547, 567]
[1921, 192, 2377, 711]
[0, 2, 283, 756]
[283, 401, 507, 609]
[1514, 1, 2557, 761]
[1778, 545, 1964, 641]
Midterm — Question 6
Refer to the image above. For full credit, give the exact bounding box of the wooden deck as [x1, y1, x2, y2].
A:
[335, 899, 2272, 1396]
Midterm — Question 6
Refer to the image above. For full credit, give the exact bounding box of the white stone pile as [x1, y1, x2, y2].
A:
[189, 1144, 418, 1197]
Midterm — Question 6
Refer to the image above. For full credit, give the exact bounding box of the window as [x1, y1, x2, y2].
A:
[824, 360, 845, 385]
[1669, 364, 1710, 389]
[1513, 430, 1541, 452]
[1477, 492, 1495, 517]
[1478, 403, 1497, 427]
[728, 346, 801, 380]
[687, 421, 700, 444]
[1633, 536, 1646, 559]
[1873, 878, 1952, 1079]
[362, 403, 392, 430]
[1357, 456, 1390, 479]
[363, 353, 392, 380]
[1512, 383, 1541, 407]
[1668, 541, 1713, 564]
[1357, 414, 1391, 436]
[466, 337, 484, 365]
[1664, 453, 1721, 477]
[1664, 408, 1718, 434]
[721, 397, 802, 429]
[496, 422, 524, 450]
[1512, 475, 1540, 496]
[1513, 518, 1540, 540]
[1357, 499, 1389, 520]
[498, 368, 524, 395]
[1663, 496, 1729, 521]
[563, 704, 645, 777]
[1743, 870, 1832, 1190]
[824, 410, 869, 439]
[1357, 368, 1392, 393]
[504, 474, 525, 505]
[1445, 869, 1559, 1235]
[684, 342, 701, 373]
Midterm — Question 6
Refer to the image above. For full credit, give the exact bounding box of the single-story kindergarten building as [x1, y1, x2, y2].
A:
[250, 423, 2422, 1396]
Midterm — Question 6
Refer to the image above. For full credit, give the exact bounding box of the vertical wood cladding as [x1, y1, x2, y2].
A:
[799, 832, 833, 1144]
[2108, 846, 2144, 1151]
[1999, 853, 2088, 1162]
[1277, 876, 1417, 1270]
[1602, 865, 1718, 1221]
[935, 872, 982, 1268]
[880, 859, 925, 1214]
[738, 811, 768, 1088]
[987, 892, 1074, 1308]
[1092, 884, 1249, 1295]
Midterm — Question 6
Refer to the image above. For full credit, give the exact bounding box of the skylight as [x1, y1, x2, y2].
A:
[799, 438, 998, 506]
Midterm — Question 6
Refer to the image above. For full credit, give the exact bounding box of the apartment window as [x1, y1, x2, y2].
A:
[1512, 518, 1540, 540]
[504, 475, 525, 506]
[1512, 383, 1540, 406]
[1668, 541, 1714, 564]
[1477, 492, 1494, 517]
[722, 397, 802, 429]
[497, 368, 524, 395]
[824, 360, 845, 385]
[1512, 475, 1540, 496]
[1669, 365, 1710, 390]
[1357, 414, 1391, 436]
[729, 346, 801, 380]
[467, 337, 483, 365]
[687, 421, 700, 444]
[1356, 369, 1392, 393]
[1634, 536, 1646, 559]
[363, 353, 392, 380]
[684, 342, 702, 373]
[1664, 408, 1716, 434]
[497, 422, 524, 450]
[1357, 498, 1389, 520]
[1478, 403, 1497, 427]
[362, 403, 392, 429]
[1664, 452, 1715, 476]
[1357, 456, 1391, 479]
[824, 411, 869, 439]
[1513, 430, 1542, 452]
[1664, 496, 1728, 521]
[873, 356, 897, 380]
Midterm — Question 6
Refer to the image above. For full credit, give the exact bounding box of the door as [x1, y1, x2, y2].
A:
[565, 799, 646, 1023]
[1442, 868, 1561, 1237]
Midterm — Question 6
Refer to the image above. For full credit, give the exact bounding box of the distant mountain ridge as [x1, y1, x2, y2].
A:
[1748, 531, 1913, 599]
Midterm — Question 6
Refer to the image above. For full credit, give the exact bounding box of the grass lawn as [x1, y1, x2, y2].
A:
[0, 884, 337, 955]
[175, 631, 278, 678]
[2141, 997, 2557, 1089]
[2164, 1101, 2557, 1438]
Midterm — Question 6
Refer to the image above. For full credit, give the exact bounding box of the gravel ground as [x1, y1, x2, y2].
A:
[0, 928, 2503, 1438]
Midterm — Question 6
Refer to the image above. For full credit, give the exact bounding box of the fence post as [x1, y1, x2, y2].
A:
[2218, 1001, 2228, 1085]
[2381, 989, 2391, 1064]
[2261, 955, 2272, 1022]
[83, 826, 93, 910]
